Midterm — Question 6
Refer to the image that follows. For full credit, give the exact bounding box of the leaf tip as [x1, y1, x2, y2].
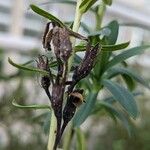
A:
[30, 4, 35, 9]
[8, 57, 13, 64]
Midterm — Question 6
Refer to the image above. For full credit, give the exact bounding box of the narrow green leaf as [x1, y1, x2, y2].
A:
[106, 67, 150, 89]
[75, 41, 129, 52]
[12, 99, 50, 110]
[105, 45, 150, 70]
[102, 0, 112, 6]
[76, 128, 86, 150]
[75, 45, 86, 52]
[73, 92, 98, 127]
[103, 92, 142, 104]
[79, 0, 98, 14]
[8, 57, 48, 75]
[37, 0, 77, 7]
[102, 41, 130, 51]
[93, 20, 119, 78]
[122, 74, 136, 91]
[30, 4, 65, 27]
[94, 101, 132, 135]
[102, 80, 139, 118]
[107, 20, 119, 44]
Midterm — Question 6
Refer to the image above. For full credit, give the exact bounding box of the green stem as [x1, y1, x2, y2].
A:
[63, 124, 73, 150]
[47, 110, 57, 150]
[68, 0, 83, 72]
[95, 1, 106, 30]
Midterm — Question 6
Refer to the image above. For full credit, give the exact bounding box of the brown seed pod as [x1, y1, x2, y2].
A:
[72, 43, 100, 82]
[63, 89, 84, 125]
[52, 26, 72, 62]
[59, 89, 84, 142]
[36, 55, 51, 89]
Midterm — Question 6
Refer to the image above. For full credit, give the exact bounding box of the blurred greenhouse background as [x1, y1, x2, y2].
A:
[0, 0, 150, 150]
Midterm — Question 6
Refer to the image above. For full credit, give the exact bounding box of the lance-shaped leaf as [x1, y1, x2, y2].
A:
[30, 4, 65, 27]
[122, 74, 136, 91]
[107, 20, 119, 44]
[75, 41, 129, 52]
[79, 0, 98, 14]
[105, 45, 150, 70]
[12, 99, 50, 110]
[93, 101, 132, 135]
[93, 20, 119, 78]
[106, 67, 150, 89]
[37, 0, 77, 7]
[8, 57, 48, 75]
[102, 41, 130, 51]
[102, 79, 139, 118]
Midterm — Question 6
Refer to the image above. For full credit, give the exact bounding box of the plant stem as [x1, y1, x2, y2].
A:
[47, 110, 57, 150]
[68, 0, 83, 72]
[96, 1, 106, 30]
[63, 124, 73, 150]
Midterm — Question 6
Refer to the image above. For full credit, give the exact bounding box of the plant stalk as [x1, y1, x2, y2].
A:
[96, 1, 106, 30]
[47, 110, 57, 150]
[68, 0, 83, 72]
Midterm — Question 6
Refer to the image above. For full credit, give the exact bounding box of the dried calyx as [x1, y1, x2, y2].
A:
[37, 22, 100, 149]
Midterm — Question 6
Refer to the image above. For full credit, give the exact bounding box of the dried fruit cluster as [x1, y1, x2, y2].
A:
[37, 22, 100, 149]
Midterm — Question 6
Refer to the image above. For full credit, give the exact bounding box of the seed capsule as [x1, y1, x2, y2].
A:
[60, 89, 84, 140]
[36, 55, 50, 90]
[63, 89, 84, 124]
[72, 43, 100, 82]
[52, 26, 72, 62]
